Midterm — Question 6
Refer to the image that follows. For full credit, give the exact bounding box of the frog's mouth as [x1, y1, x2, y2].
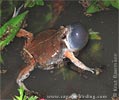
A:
[62, 24, 89, 52]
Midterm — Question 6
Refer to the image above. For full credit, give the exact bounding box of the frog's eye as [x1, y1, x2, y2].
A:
[66, 23, 89, 51]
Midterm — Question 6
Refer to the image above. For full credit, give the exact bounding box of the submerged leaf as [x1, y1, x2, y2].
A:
[89, 33, 101, 40]
[56, 67, 77, 80]
[90, 43, 101, 54]
[81, 29, 102, 61]
[81, 42, 102, 62]
[89, 43, 102, 61]
[89, 29, 101, 40]
[0, 11, 28, 51]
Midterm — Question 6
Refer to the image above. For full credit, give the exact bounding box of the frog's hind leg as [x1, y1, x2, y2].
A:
[16, 58, 36, 91]
[64, 50, 94, 74]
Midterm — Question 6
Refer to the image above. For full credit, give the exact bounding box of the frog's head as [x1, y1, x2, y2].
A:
[62, 23, 89, 52]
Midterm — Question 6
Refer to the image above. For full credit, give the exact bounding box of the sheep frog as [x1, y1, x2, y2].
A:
[16, 23, 94, 92]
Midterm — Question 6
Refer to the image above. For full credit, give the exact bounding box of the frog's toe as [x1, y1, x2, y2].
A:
[90, 68, 95, 74]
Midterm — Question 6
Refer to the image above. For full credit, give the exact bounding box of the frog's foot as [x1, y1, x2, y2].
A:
[64, 50, 94, 74]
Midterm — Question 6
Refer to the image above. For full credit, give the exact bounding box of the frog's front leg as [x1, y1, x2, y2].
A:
[64, 50, 94, 74]
[16, 58, 36, 91]
[16, 29, 33, 47]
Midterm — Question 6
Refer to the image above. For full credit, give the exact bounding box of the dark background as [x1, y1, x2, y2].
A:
[1, 1, 118, 100]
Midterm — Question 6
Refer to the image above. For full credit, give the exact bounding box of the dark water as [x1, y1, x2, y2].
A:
[1, 1, 118, 100]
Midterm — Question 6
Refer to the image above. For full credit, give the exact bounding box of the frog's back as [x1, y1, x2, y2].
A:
[25, 30, 63, 67]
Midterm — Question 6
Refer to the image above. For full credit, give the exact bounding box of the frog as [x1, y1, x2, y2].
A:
[16, 23, 95, 92]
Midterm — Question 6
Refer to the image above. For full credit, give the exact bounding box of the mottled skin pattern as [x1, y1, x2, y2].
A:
[16, 25, 94, 92]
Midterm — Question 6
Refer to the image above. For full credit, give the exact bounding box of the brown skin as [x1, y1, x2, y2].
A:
[16, 27, 67, 91]
[16, 27, 94, 92]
